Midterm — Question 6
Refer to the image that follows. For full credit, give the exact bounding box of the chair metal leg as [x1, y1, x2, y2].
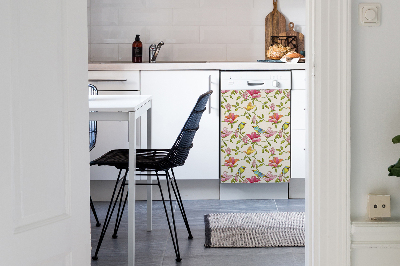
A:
[112, 178, 128, 239]
[90, 196, 101, 227]
[169, 169, 193, 239]
[156, 171, 182, 262]
[165, 171, 181, 262]
[92, 169, 128, 261]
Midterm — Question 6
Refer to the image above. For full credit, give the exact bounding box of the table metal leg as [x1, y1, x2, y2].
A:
[147, 105, 153, 231]
[128, 112, 136, 266]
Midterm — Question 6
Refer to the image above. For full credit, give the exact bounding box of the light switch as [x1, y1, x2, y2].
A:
[359, 3, 381, 26]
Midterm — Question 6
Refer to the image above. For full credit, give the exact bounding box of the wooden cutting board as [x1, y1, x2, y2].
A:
[279, 22, 304, 52]
[265, 0, 286, 59]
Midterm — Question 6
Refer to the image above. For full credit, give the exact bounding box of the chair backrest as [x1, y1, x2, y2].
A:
[89, 84, 98, 151]
[163, 90, 213, 169]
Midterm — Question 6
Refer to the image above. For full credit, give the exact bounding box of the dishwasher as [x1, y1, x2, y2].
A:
[220, 71, 291, 185]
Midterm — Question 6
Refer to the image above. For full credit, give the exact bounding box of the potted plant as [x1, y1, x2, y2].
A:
[388, 135, 400, 176]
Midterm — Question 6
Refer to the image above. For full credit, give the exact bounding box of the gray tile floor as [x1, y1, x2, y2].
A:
[91, 199, 305, 266]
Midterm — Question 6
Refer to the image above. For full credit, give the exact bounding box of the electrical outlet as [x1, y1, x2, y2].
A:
[368, 194, 391, 219]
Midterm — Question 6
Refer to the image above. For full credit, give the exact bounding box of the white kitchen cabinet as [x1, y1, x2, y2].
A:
[291, 70, 306, 179]
[292, 70, 306, 90]
[291, 129, 306, 178]
[88, 70, 141, 180]
[141, 70, 219, 180]
[291, 90, 306, 130]
[88, 71, 140, 91]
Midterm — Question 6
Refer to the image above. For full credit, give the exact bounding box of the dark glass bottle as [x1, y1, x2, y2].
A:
[132, 35, 142, 63]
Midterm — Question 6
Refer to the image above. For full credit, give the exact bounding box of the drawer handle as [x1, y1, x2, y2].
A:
[247, 81, 264, 86]
[88, 79, 127, 82]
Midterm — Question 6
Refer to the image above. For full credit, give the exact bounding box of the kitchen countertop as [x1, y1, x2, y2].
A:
[89, 62, 307, 71]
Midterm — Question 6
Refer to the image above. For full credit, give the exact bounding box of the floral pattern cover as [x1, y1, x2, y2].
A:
[220, 89, 291, 183]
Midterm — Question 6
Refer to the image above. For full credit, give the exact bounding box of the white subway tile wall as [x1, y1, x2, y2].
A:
[88, 0, 305, 62]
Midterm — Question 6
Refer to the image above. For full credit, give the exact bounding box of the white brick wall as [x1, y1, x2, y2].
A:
[88, 0, 306, 62]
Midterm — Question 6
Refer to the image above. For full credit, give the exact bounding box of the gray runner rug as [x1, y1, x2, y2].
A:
[204, 212, 305, 248]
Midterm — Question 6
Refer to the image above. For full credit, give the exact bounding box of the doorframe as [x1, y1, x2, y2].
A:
[306, 0, 351, 265]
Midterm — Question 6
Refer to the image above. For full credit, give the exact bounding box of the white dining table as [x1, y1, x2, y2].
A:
[89, 94, 152, 266]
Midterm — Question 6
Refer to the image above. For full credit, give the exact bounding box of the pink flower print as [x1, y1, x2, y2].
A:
[247, 90, 261, 98]
[270, 103, 276, 111]
[264, 127, 277, 138]
[224, 113, 239, 124]
[286, 135, 290, 144]
[252, 159, 256, 168]
[234, 129, 239, 138]
[246, 176, 260, 183]
[224, 157, 239, 168]
[268, 113, 283, 124]
[242, 91, 249, 100]
[286, 91, 291, 100]
[278, 174, 283, 182]
[246, 132, 261, 143]
[225, 103, 231, 111]
[268, 157, 283, 168]
[242, 135, 249, 144]
[270, 147, 275, 155]
[221, 171, 233, 182]
[225, 147, 231, 155]
[265, 89, 275, 94]
[221, 127, 233, 138]
[221, 90, 229, 94]
[265, 171, 277, 182]
[278, 130, 283, 138]
[252, 115, 257, 124]
[278, 89, 283, 94]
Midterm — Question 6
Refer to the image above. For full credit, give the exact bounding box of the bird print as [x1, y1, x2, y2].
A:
[252, 170, 266, 179]
[253, 125, 266, 134]
[245, 146, 256, 155]
[238, 122, 246, 131]
[281, 166, 290, 175]
[282, 122, 290, 131]
[245, 102, 255, 111]
[237, 166, 246, 175]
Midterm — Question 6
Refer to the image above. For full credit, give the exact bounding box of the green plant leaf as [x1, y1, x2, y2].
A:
[392, 135, 400, 144]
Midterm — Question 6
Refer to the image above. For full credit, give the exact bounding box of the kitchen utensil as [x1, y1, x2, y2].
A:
[265, 0, 287, 59]
[271, 36, 298, 52]
[279, 22, 304, 52]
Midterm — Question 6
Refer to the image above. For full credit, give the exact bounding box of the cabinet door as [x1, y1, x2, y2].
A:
[291, 90, 306, 130]
[291, 70, 306, 180]
[292, 70, 306, 90]
[141, 70, 219, 180]
[291, 129, 306, 178]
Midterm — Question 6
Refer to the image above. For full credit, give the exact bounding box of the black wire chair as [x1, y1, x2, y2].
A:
[90, 90, 213, 262]
[89, 84, 101, 227]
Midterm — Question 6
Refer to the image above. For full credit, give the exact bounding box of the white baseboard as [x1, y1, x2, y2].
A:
[351, 220, 400, 266]
[90, 179, 305, 201]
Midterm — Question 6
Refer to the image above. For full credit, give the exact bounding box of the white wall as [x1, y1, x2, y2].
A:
[351, 1, 400, 264]
[87, 0, 305, 62]
[351, 0, 400, 220]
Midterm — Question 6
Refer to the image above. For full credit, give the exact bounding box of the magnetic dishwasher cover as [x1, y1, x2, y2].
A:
[220, 71, 291, 184]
